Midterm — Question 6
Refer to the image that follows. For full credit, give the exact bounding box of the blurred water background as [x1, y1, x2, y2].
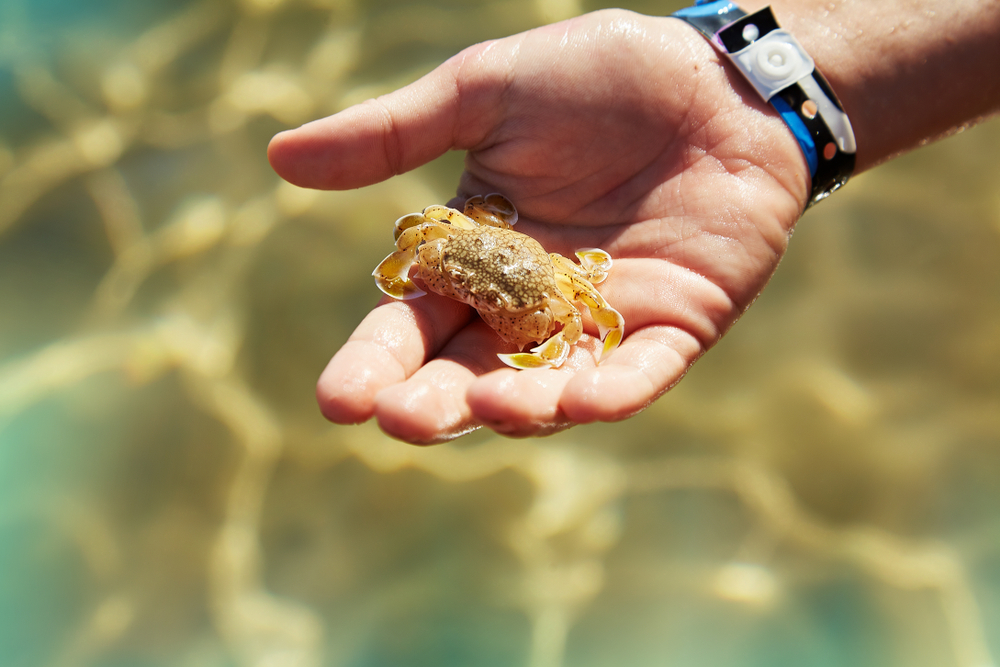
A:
[2, 0, 1000, 666]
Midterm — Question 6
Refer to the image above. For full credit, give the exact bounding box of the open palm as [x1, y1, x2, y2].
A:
[268, 8, 809, 443]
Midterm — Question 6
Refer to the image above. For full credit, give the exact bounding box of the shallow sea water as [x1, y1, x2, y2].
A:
[1, 0, 999, 666]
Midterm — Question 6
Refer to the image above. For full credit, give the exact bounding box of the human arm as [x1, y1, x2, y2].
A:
[267, 1, 1000, 444]
[752, 0, 1000, 170]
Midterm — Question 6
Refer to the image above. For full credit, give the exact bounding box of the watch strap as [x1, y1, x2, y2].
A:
[673, 1, 856, 207]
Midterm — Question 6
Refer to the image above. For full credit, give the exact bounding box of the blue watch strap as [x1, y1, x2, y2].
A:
[674, 1, 747, 38]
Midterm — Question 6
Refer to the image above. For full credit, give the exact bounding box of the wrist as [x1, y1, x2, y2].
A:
[672, 2, 855, 206]
[741, 0, 1000, 172]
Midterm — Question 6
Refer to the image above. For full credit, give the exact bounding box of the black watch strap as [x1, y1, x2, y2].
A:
[673, 1, 856, 208]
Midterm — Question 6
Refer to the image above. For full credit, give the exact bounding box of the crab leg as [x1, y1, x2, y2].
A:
[373, 221, 450, 300]
[421, 205, 478, 230]
[575, 248, 613, 284]
[497, 296, 580, 370]
[552, 256, 625, 362]
[592, 304, 625, 359]
[497, 334, 570, 369]
[373, 247, 425, 299]
[551, 248, 614, 284]
[463, 193, 518, 229]
[393, 212, 426, 242]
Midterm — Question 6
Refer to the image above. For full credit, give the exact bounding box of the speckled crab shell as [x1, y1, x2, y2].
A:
[372, 194, 623, 369]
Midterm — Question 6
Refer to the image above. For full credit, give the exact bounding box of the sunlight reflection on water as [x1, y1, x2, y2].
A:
[1, 1, 999, 666]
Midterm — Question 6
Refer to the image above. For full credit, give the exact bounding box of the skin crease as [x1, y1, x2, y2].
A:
[270, 3, 1000, 445]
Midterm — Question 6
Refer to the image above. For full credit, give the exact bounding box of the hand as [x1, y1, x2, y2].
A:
[268, 8, 809, 444]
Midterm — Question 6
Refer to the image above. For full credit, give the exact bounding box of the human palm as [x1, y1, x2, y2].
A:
[267, 9, 809, 443]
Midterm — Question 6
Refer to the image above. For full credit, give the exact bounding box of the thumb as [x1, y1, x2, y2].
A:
[267, 50, 487, 191]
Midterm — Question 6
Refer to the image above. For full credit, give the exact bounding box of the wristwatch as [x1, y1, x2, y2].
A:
[673, 0, 856, 208]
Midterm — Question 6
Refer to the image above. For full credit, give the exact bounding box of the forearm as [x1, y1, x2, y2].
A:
[741, 0, 1000, 171]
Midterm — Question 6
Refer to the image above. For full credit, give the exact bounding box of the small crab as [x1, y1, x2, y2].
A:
[373, 194, 624, 369]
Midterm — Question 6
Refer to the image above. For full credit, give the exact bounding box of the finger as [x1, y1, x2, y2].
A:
[470, 326, 700, 430]
[465, 333, 607, 436]
[551, 247, 723, 424]
[559, 325, 703, 423]
[465, 321, 702, 433]
[581, 256, 738, 353]
[466, 253, 728, 434]
[372, 359, 481, 445]
[466, 368, 574, 438]
[316, 296, 471, 424]
[267, 42, 502, 190]
[372, 318, 509, 444]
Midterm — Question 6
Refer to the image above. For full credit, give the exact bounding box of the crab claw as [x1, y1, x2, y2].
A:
[464, 193, 518, 229]
[497, 332, 572, 370]
[574, 248, 613, 284]
[420, 205, 478, 230]
[570, 286, 624, 362]
[592, 304, 624, 361]
[373, 248, 425, 299]
[393, 212, 426, 242]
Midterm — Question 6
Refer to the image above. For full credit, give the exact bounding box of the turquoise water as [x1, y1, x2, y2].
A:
[2, 0, 999, 666]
